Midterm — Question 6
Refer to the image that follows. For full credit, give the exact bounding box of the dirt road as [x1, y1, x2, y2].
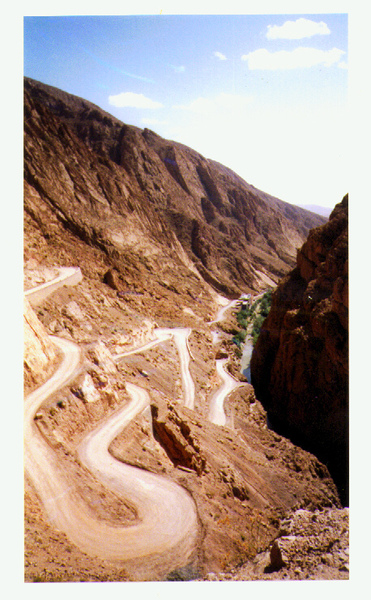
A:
[77, 382, 198, 560]
[208, 358, 242, 426]
[24, 274, 199, 574]
[115, 327, 195, 409]
[24, 266, 82, 306]
[113, 329, 173, 360]
[209, 298, 240, 325]
[25, 336, 198, 572]
[24, 274, 244, 574]
[208, 297, 245, 426]
[159, 328, 195, 409]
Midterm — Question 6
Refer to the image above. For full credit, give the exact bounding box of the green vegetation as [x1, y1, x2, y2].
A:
[232, 291, 273, 348]
[251, 314, 266, 346]
[236, 308, 250, 329]
[233, 329, 247, 347]
[259, 292, 272, 317]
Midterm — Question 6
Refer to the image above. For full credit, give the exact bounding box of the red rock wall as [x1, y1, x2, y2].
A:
[250, 195, 348, 504]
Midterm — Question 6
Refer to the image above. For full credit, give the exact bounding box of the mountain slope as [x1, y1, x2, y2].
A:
[24, 77, 325, 299]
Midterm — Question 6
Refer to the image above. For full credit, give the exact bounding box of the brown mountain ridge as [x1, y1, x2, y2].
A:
[24, 76, 325, 299]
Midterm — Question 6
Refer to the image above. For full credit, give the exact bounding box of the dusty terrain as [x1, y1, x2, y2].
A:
[24, 266, 346, 582]
[24, 77, 325, 300]
[23, 78, 348, 583]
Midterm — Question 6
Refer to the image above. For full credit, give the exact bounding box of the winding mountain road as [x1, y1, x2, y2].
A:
[24, 270, 244, 572]
[207, 299, 245, 426]
[159, 328, 195, 409]
[77, 382, 198, 560]
[24, 266, 82, 306]
[208, 358, 242, 426]
[208, 298, 240, 325]
[25, 336, 198, 567]
[115, 327, 195, 409]
[24, 274, 198, 570]
[25, 337, 81, 526]
[113, 329, 173, 361]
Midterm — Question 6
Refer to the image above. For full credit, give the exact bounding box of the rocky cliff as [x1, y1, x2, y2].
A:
[24, 297, 59, 390]
[251, 195, 348, 504]
[24, 77, 325, 299]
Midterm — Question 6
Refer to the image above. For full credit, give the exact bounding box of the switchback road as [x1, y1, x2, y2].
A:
[208, 358, 243, 426]
[24, 271, 246, 573]
[115, 327, 195, 410]
[24, 337, 198, 568]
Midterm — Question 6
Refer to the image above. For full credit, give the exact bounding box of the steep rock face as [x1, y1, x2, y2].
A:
[250, 195, 348, 504]
[24, 77, 325, 297]
[24, 297, 58, 390]
[151, 399, 207, 475]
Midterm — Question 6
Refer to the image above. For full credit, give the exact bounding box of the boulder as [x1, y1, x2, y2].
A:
[88, 340, 117, 375]
[63, 300, 85, 321]
[269, 540, 286, 571]
[103, 268, 121, 291]
[151, 400, 206, 475]
[80, 373, 100, 403]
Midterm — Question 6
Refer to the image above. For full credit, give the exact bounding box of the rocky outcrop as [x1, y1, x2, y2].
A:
[23, 77, 346, 583]
[207, 506, 349, 580]
[151, 400, 207, 475]
[24, 77, 325, 298]
[266, 508, 349, 576]
[251, 195, 348, 504]
[24, 297, 58, 390]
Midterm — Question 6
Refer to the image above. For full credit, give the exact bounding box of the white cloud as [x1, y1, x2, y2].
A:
[108, 92, 163, 109]
[171, 65, 186, 73]
[175, 93, 253, 115]
[338, 61, 348, 70]
[242, 47, 345, 70]
[214, 51, 227, 61]
[266, 18, 330, 40]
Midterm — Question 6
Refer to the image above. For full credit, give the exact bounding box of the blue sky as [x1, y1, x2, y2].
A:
[24, 12, 348, 209]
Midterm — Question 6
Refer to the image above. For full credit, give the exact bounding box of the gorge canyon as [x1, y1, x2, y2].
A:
[23, 78, 349, 583]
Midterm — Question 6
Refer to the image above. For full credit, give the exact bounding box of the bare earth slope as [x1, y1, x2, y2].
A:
[24, 77, 325, 297]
